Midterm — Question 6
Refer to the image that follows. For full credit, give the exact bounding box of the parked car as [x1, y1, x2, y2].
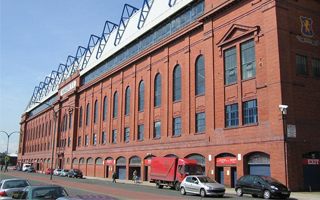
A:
[26, 166, 35, 173]
[53, 169, 62, 176]
[45, 168, 54, 175]
[12, 185, 69, 200]
[60, 169, 69, 177]
[235, 175, 291, 199]
[67, 169, 83, 178]
[22, 164, 31, 172]
[180, 175, 225, 197]
[0, 179, 30, 199]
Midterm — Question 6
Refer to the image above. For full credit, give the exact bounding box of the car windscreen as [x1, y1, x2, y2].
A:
[184, 165, 203, 175]
[32, 187, 68, 199]
[3, 180, 29, 189]
[198, 176, 217, 183]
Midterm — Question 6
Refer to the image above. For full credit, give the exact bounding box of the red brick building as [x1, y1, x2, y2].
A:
[19, 0, 320, 191]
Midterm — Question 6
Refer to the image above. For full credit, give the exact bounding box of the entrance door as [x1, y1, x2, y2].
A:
[231, 167, 237, 188]
[117, 166, 126, 180]
[129, 167, 141, 181]
[303, 165, 320, 191]
[217, 167, 224, 184]
[105, 166, 109, 178]
[144, 166, 149, 181]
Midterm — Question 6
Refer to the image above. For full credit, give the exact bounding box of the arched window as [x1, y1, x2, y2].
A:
[113, 92, 118, 118]
[94, 100, 98, 124]
[125, 87, 130, 115]
[138, 81, 144, 111]
[86, 103, 90, 126]
[103, 96, 107, 121]
[154, 73, 161, 107]
[173, 65, 181, 101]
[195, 55, 205, 95]
[79, 107, 83, 127]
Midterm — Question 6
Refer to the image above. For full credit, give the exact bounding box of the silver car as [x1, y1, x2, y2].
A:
[0, 179, 30, 199]
[180, 175, 225, 197]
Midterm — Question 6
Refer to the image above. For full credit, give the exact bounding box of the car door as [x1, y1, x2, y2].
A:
[191, 177, 202, 194]
[251, 176, 264, 195]
[184, 177, 193, 193]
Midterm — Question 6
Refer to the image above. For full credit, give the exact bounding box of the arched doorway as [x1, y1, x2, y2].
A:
[79, 157, 85, 175]
[116, 157, 126, 180]
[129, 156, 141, 181]
[144, 155, 155, 181]
[86, 157, 94, 177]
[104, 157, 114, 178]
[72, 158, 78, 169]
[165, 154, 178, 158]
[302, 151, 320, 191]
[245, 152, 270, 176]
[185, 154, 206, 175]
[95, 157, 103, 178]
[215, 153, 237, 187]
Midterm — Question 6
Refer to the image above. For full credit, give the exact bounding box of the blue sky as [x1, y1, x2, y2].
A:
[0, 0, 142, 153]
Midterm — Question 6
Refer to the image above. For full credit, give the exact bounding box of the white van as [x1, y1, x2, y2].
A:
[22, 163, 31, 172]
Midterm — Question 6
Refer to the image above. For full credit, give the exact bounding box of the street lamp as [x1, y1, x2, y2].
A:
[34, 101, 78, 180]
[0, 131, 20, 154]
[279, 104, 288, 186]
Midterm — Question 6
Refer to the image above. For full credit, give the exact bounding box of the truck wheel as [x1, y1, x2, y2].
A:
[200, 189, 206, 197]
[156, 182, 163, 189]
[180, 187, 186, 195]
[175, 182, 180, 191]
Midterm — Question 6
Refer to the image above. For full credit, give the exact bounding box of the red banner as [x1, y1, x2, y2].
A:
[216, 157, 237, 166]
[303, 159, 320, 165]
[104, 159, 114, 165]
[144, 159, 152, 166]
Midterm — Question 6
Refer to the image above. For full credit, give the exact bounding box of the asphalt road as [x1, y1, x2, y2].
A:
[0, 170, 297, 200]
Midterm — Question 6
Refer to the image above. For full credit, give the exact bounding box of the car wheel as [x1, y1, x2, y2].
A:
[174, 182, 180, 191]
[200, 189, 206, 197]
[236, 187, 243, 197]
[180, 187, 186, 195]
[263, 190, 271, 199]
[156, 182, 163, 189]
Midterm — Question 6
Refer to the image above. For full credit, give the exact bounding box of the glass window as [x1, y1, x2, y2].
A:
[112, 130, 117, 144]
[312, 58, 320, 78]
[138, 124, 144, 141]
[79, 107, 83, 127]
[69, 113, 72, 129]
[196, 112, 205, 133]
[85, 135, 89, 146]
[225, 104, 239, 127]
[113, 92, 118, 118]
[125, 87, 130, 115]
[103, 96, 107, 121]
[241, 39, 256, 80]
[173, 117, 181, 136]
[154, 121, 161, 139]
[124, 127, 130, 143]
[93, 133, 97, 146]
[195, 55, 205, 95]
[243, 99, 258, 125]
[78, 136, 81, 146]
[86, 103, 90, 126]
[138, 81, 145, 111]
[94, 100, 98, 124]
[68, 137, 71, 147]
[296, 54, 308, 75]
[102, 131, 106, 144]
[154, 74, 161, 107]
[173, 65, 182, 101]
[224, 47, 237, 85]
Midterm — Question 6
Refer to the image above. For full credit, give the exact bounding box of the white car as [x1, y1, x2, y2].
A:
[0, 178, 30, 199]
[180, 175, 225, 197]
[22, 164, 31, 172]
[53, 169, 62, 176]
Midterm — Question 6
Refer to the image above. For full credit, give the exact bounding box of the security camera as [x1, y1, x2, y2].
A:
[279, 104, 288, 114]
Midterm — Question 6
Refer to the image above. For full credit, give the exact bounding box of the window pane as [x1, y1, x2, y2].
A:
[173, 65, 181, 101]
[241, 40, 256, 80]
[93, 133, 97, 145]
[139, 81, 145, 111]
[224, 47, 237, 84]
[94, 100, 98, 124]
[195, 55, 205, 95]
[124, 127, 130, 143]
[243, 99, 258, 125]
[138, 124, 144, 141]
[86, 104, 90, 126]
[173, 117, 181, 136]
[196, 112, 205, 133]
[312, 58, 320, 78]
[225, 104, 239, 127]
[296, 54, 308, 75]
[112, 130, 117, 144]
[113, 92, 118, 118]
[125, 87, 130, 115]
[102, 131, 106, 144]
[154, 121, 161, 139]
[103, 96, 107, 121]
[79, 107, 83, 127]
[154, 74, 161, 107]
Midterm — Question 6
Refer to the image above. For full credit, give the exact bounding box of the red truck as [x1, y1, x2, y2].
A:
[150, 157, 203, 190]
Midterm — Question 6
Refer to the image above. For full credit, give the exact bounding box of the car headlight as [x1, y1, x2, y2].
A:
[270, 185, 278, 190]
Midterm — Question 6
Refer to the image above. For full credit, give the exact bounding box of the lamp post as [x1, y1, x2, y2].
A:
[279, 104, 288, 186]
[0, 131, 20, 154]
[35, 101, 78, 180]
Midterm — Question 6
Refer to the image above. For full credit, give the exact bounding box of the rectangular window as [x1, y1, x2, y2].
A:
[241, 39, 256, 80]
[225, 104, 239, 127]
[112, 130, 117, 144]
[173, 117, 181, 136]
[69, 113, 72, 129]
[138, 124, 144, 141]
[85, 135, 89, 146]
[78, 136, 81, 147]
[124, 127, 130, 143]
[196, 112, 206, 133]
[312, 58, 320, 78]
[243, 99, 258, 125]
[296, 54, 308, 75]
[93, 133, 97, 146]
[102, 131, 106, 144]
[67, 137, 71, 147]
[154, 121, 161, 139]
[224, 47, 237, 85]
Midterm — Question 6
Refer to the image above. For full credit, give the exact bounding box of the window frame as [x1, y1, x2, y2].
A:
[195, 55, 205, 95]
[225, 103, 239, 128]
[173, 117, 181, 137]
[154, 73, 162, 107]
[173, 65, 182, 101]
[196, 112, 206, 133]
[243, 99, 258, 125]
